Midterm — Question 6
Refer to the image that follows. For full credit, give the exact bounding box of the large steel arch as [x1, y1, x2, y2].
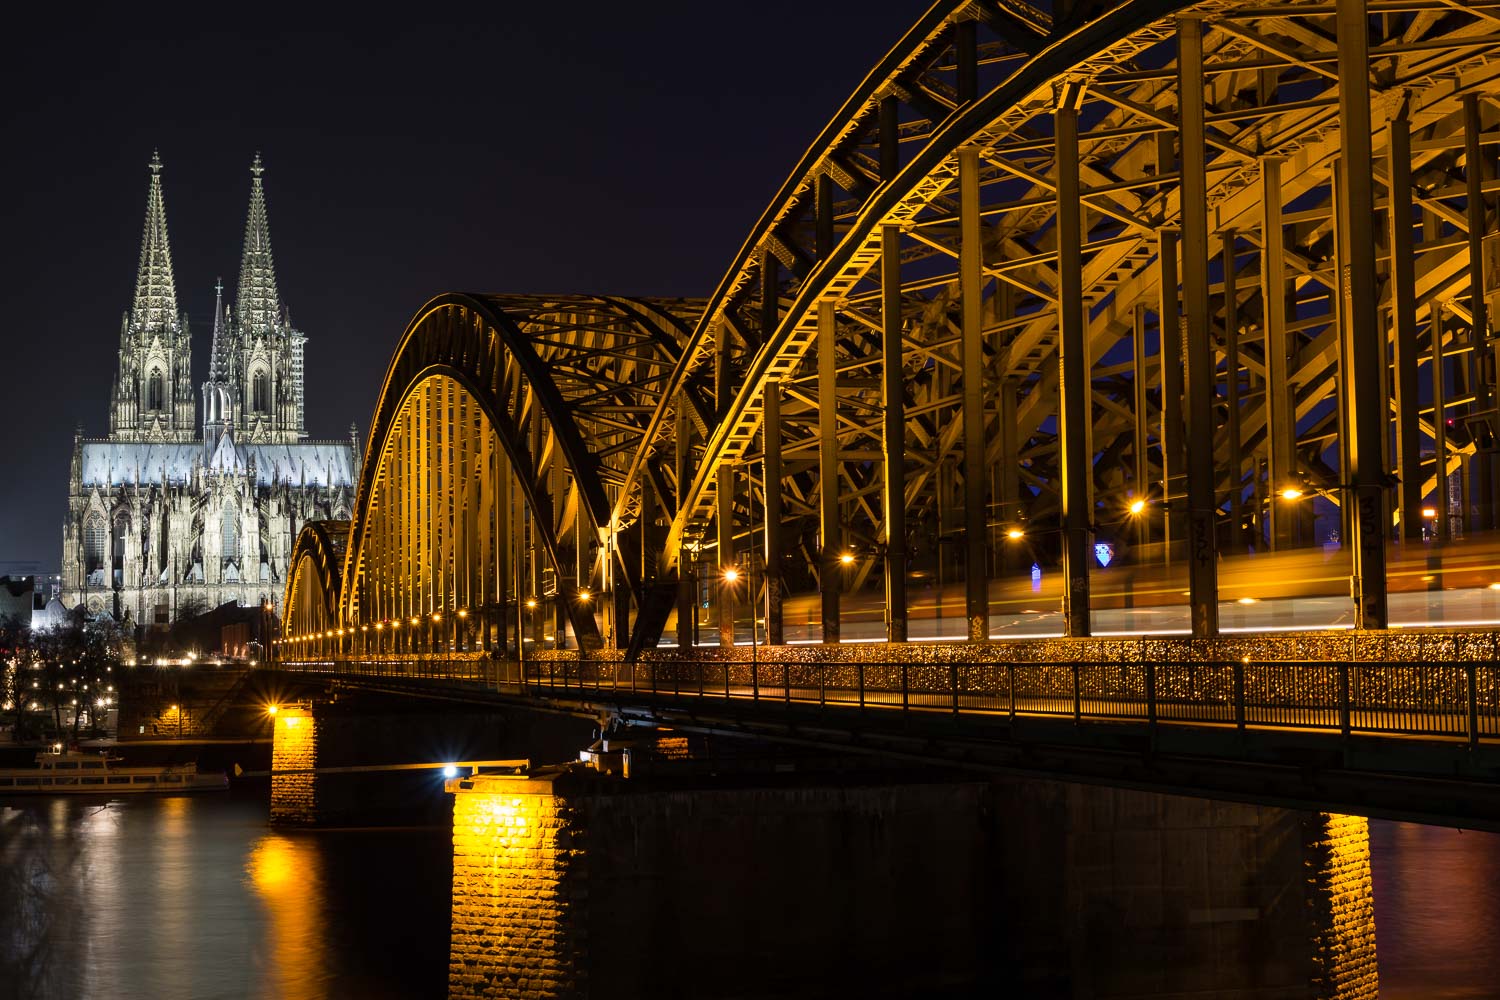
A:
[340, 294, 699, 652]
[627, 0, 1500, 652]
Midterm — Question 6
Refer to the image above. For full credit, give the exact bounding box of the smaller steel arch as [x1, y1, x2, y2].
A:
[341, 294, 695, 649]
[284, 519, 349, 637]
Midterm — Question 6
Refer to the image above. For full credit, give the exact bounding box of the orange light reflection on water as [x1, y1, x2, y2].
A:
[246, 833, 326, 999]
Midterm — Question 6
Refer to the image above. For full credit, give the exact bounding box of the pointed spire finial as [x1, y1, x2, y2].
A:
[236, 153, 280, 338]
[208, 278, 230, 385]
[129, 153, 178, 334]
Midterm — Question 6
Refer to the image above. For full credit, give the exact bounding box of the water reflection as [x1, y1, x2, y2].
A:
[246, 834, 327, 999]
[1371, 820, 1500, 1000]
[1, 793, 1498, 998]
[0, 794, 448, 1000]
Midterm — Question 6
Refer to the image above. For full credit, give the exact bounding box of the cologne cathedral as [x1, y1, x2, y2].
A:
[60, 153, 360, 626]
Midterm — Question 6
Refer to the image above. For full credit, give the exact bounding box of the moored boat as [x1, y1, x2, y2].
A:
[0, 748, 228, 794]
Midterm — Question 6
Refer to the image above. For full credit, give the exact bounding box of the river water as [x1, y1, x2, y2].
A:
[0, 790, 1495, 999]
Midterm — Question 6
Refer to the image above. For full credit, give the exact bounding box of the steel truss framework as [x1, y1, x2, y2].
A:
[285, 0, 1500, 661]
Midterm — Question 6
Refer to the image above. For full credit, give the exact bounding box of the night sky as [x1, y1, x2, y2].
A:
[0, 4, 926, 569]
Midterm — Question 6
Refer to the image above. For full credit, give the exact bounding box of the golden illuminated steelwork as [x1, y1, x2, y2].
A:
[282, 0, 1500, 655]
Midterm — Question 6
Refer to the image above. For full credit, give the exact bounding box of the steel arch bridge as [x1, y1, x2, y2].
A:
[285, 0, 1500, 663]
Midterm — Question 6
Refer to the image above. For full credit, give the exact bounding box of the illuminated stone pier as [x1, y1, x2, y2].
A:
[446, 766, 1377, 999]
[269, 706, 318, 825]
[267, 696, 593, 827]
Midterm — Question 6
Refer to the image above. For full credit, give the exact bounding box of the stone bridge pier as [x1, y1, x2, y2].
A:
[266, 694, 594, 826]
[447, 757, 1378, 1000]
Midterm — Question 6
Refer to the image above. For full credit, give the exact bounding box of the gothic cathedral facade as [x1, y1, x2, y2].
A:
[61, 153, 361, 626]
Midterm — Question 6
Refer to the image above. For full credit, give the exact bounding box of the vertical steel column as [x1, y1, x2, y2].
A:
[1465, 94, 1495, 531]
[817, 298, 841, 644]
[1158, 224, 1182, 567]
[762, 380, 784, 645]
[880, 96, 899, 180]
[1336, 0, 1389, 628]
[817, 169, 842, 645]
[1179, 16, 1219, 637]
[881, 223, 908, 642]
[959, 146, 989, 641]
[761, 249, 779, 346]
[1388, 104, 1424, 544]
[1133, 304, 1150, 503]
[1131, 303, 1151, 557]
[1055, 86, 1092, 638]
[498, 437, 516, 656]
[1223, 232, 1243, 552]
[674, 399, 693, 648]
[998, 379, 1020, 524]
[717, 464, 735, 648]
[1434, 312, 1449, 538]
[1261, 158, 1294, 549]
[480, 425, 495, 650]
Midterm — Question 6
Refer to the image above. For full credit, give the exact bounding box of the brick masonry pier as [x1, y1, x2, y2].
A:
[446, 767, 1378, 1000]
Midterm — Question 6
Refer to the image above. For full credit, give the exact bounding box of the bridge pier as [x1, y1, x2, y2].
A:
[269, 706, 318, 825]
[266, 694, 594, 827]
[445, 756, 1378, 999]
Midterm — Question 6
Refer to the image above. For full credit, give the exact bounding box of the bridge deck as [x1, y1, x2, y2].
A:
[279, 629, 1500, 828]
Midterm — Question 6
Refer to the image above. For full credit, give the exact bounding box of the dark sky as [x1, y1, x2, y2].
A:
[0, 3, 927, 569]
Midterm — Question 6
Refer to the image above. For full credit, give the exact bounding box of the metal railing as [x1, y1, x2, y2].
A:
[280, 655, 1500, 746]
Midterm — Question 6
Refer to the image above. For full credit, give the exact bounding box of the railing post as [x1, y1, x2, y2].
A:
[858, 662, 866, 712]
[784, 662, 792, 708]
[752, 657, 759, 701]
[1467, 661, 1481, 749]
[1008, 662, 1016, 723]
[1072, 663, 1082, 724]
[820, 661, 826, 707]
[1146, 660, 1157, 731]
[1339, 662, 1352, 739]
[1234, 658, 1246, 732]
[902, 661, 910, 713]
[951, 662, 960, 716]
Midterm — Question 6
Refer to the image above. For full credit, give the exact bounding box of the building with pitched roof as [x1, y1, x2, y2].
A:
[61, 153, 360, 625]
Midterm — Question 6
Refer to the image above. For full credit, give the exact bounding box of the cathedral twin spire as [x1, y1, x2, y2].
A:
[235, 153, 281, 340]
[112, 151, 299, 445]
[130, 151, 179, 335]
